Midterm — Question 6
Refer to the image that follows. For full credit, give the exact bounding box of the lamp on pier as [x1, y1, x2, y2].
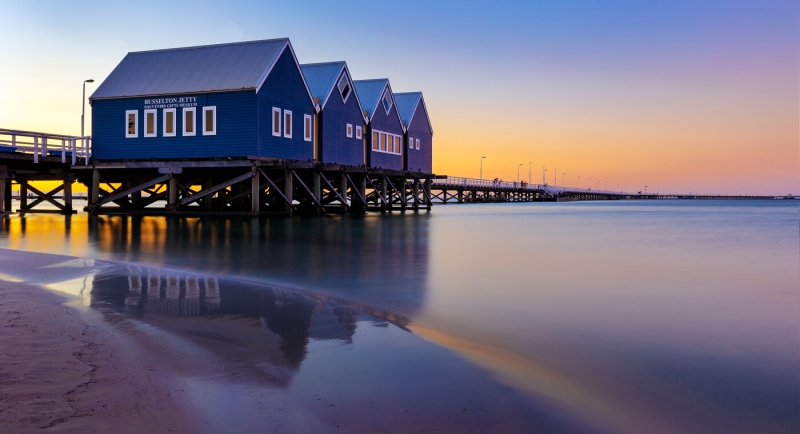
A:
[81, 79, 95, 137]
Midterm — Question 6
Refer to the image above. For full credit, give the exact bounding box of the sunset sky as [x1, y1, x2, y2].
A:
[1, 0, 797, 195]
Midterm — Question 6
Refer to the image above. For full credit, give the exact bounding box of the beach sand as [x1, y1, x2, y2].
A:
[0, 279, 204, 433]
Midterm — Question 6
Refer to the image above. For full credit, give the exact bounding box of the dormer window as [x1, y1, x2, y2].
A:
[381, 89, 392, 114]
[338, 75, 351, 103]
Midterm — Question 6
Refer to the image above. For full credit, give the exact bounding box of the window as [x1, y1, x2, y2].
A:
[304, 114, 312, 142]
[355, 126, 362, 139]
[125, 110, 138, 138]
[409, 137, 413, 149]
[372, 131, 379, 150]
[380, 133, 386, 151]
[144, 109, 157, 137]
[381, 89, 392, 114]
[163, 108, 176, 137]
[202, 106, 217, 135]
[337, 75, 351, 103]
[283, 110, 292, 139]
[416, 139, 420, 150]
[272, 107, 281, 137]
[371, 129, 402, 155]
[183, 107, 196, 136]
[346, 123, 353, 138]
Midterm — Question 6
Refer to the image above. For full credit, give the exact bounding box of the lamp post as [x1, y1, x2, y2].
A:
[544, 168, 548, 185]
[518, 164, 522, 183]
[562, 172, 566, 190]
[542, 166, 546, 185]
[577, 176, 580, 189]
[81, 79, 95, 137]
[554, 168, 557, 186]
[589, 178, 591, 191]
[645, 185, 648, 195]
[480, 156, 486, 180]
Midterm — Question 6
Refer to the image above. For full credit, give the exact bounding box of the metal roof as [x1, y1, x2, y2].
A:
[353, 79, 388, 119]
[394, 92, 433, 134]
[300, 62, 345, 106]
[90, 39, 289, 99]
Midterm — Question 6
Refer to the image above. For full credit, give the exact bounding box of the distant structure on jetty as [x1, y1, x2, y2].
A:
[0, 39, 794, 216]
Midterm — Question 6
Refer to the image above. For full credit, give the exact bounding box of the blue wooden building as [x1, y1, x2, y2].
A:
[395, 92, 433, 174]
[353, 79, 404, 171]
[89, 39, 318, 161]
[300, 62, 366, 167]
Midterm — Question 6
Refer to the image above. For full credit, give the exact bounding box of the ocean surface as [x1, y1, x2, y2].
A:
[0, 199, 797, 433]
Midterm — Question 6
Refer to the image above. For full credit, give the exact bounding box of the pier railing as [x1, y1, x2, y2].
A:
[0, 128, 91, 165]
[432, 176, 541, 191]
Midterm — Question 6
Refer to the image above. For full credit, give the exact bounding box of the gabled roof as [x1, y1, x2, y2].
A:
[91, 39, 315, 106]
[353, 79, 389, 120]
[300, 61, 365, 117]
[394, 92, 434, 135]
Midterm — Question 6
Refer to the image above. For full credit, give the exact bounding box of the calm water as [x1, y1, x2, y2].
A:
[1, 200, 797, 432]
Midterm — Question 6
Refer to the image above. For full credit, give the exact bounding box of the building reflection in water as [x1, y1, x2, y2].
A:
[0, 214, 431, 316]
[90, 263, 405, 375]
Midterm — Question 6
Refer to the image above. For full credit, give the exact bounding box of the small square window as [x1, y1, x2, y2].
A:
[355, 126, 362, 139]
[346, 124, 353, 138]
[409, 137, 413, 149]
[415, 139, 420, 150]
[202, 106, 216, 136]
[144, 109, 157, 137]
[163, 108, 176, 137]
[283, 110, 292, 139]
[183, 107, 196, 136]
[304, 114, 312, 142]
[125, 110, 138, 138]
[272, 107, 281, 137]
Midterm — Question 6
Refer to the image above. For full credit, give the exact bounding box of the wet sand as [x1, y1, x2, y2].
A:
[0, 248, 578, 433]
[0, 279, 203, 433]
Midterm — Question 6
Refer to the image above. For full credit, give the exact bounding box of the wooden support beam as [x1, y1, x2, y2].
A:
[0, 178, 6, 215]
[413, 178, 420, 210]
[63, 178, 73, 214]
[381, 175, 388, 212]
[90, 169, 100, 206]
[320, 172, 348, 211]
[257, 168, 293, 213]
[291, 170, 324, 213]
[284, 169, 293, 216]
[20, 182, 27, 210]
[364, 176, 389, 209]
[345, 174, 365, 208]
[173, 171, 254, 209]
[424, 178, 432, 210]
[203, 178, 213, 210]
[168, 177, 177, 206]
[251, 169, 260, 214]
[19, 182, 65, 211]
[87, 174, 171, 212]
[312, 171, 321, 205]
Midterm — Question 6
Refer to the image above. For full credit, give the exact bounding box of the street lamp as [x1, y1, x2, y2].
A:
[645, 185, 648, 195]
[554, 167, 557, 186]
[542, 166, 546, 185]
[480, 156, 486, 180]
[562, 172, 566, 190]
[517, 164, 522, 183]
[589, 178, 592, 191]
[81, 79, 95, 137]
[528, 162, 532, 184]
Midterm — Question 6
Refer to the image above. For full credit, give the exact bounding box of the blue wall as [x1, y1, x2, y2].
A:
[256, 48, 316, 161]
[405, 104, 433, 174]
[367, 94, 404, 170]
[319, 70, 365, 166]
[91, 91, 257, 160]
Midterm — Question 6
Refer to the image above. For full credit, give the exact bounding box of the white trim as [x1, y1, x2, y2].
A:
[283, 110, 292, 139]
[346, 123, 353, 138]
[272, 107, 282, 137]
[381, 88, 393, 115]
[163, 108, 177, 137]
[303, 114, 312, 142]
[409, 137, 413, 149]
[144, 109, 157, 138]
[256, 40, 318, 110]
[202, 106, 217, 136]
[182, 107, 196, 136]
[125, 110, 138, 138]
[371, 128, 402, 155]
[355, 126, 362, 139]
[415, 138, 420, 150]
[342, 64, 367, 122]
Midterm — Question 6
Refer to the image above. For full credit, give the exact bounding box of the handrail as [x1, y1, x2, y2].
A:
[0, 128, 91, 165]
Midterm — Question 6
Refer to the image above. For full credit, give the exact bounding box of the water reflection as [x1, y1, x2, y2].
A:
[0, 214, 431, 315]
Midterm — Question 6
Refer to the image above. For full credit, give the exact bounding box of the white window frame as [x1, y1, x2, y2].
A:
[272, 107, 282, 137]
[283, 110, 292, 139]
[416, 139, 420, 150]
[144, 109, 157, 138]
[182, 107, 196, 136]
[371, 129, 402, 155]
[338, 75, 351, 103]
[381, 89, 393, 114]
[125, 110, 138, 138]
[346, 123, 353, 138]
[303, 114, 312, 142]
[408, 137, 413, 149]
[163, 108, 177, 137]
[355, 126, 362, 139]
[202, 106, 217, 136]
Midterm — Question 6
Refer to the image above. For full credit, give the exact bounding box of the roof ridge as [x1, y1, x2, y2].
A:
[301, 61, 346, 67]
[129, 38, 289, 55]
